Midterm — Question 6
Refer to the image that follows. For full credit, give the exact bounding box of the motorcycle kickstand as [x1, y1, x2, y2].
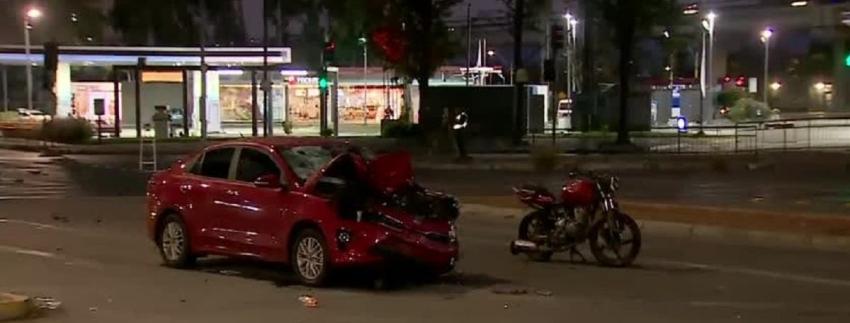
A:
[568, 247, 587, 263]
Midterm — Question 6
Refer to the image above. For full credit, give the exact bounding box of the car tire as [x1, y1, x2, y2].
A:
[291, 228, 330, 286]
[157, 214, 196, 268]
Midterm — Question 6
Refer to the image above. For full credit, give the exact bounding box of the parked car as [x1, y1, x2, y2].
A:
[16, 108, 50, 121]
[146, 138, 460, 286]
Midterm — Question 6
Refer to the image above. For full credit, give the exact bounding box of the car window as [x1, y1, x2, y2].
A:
[236, 148, 281, 183]
[199, 148, 234, 179]
[279, 146, 335, 182]
[187, 153, 203, 175]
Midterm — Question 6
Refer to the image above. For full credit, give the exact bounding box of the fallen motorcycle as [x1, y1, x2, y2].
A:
[509, 171, 641, 267]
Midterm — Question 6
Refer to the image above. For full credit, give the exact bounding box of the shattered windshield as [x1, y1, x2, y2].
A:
[279, 146, 335, 182]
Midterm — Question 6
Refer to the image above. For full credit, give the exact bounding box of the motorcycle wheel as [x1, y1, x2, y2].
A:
[588, 212, 641, 267]
[518, 213, 554, 262]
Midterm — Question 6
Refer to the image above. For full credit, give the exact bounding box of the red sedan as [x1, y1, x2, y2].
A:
[146, 138, 459, 286]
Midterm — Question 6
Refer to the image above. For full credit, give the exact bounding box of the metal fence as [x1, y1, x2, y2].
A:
[528, 117, 850, 154]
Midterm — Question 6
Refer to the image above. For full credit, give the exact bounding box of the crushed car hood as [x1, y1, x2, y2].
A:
[302, 151, 414, 194]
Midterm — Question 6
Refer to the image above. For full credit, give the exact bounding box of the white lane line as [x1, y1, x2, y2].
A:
[0, 219, 71, 231]
[647, 258, 850, 288]
[0, 245, 58, 259]
[0, 244, 102, 269]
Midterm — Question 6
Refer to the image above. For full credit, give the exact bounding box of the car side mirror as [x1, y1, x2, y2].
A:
[253, 173, 284, 189]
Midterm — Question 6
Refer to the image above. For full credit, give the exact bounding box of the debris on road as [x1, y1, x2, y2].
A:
[491, 285, 528, 295]
[0, 217, 7, 224]
[50, 214, 70, 223]
[88, 306, 98, 312]
[503, 304, 509, 309]
[217, 270, 240, 276]
[534, 289, 554, 297]
[298, 295, 319, 308]
[31, 296, 62, 310]
[26, 169, 42, 175]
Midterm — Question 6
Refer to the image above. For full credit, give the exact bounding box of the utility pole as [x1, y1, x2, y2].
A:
[580, 0, 595, 132]
[199, 0, 208, 139]
[466, 2, 472, 87]
[511, 0, 525, 144]
[262, 0, 271, 137]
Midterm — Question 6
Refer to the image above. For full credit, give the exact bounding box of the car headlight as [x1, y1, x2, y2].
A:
[448, 223, 458, 242]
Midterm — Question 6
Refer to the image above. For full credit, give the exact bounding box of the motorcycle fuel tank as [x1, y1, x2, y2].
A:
[561, 178, 596, 206]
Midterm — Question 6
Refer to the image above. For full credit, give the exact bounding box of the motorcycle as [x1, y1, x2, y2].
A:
[509, 171, 641, 267]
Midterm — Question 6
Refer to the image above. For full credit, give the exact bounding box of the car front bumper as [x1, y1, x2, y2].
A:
[330, 223, 459, 274]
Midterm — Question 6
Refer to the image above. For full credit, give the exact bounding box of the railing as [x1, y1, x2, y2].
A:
[527, 117, 850, 154]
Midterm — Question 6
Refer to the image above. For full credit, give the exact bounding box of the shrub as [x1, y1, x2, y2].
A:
[716, 88, 745, 109]
[530, 146, 559, 172]
[282, 120, 293, 135]
[727, 98, 773, 123]
[40, 117, 93, 144]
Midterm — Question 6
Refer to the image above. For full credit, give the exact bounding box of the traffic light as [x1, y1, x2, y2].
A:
[845, 53, 850, 67]
[318, 69, 329, 91]
[550, 24, 564, 52]
[735, 76, 746, 87]
[322, 41, 336, 66]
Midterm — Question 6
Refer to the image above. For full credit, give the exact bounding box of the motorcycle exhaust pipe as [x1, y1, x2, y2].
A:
[510, 240, 539, 255]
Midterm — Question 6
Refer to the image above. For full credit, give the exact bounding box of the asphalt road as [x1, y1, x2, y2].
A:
[2, 149, 850, 322]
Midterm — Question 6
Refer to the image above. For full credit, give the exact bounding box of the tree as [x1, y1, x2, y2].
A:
[110, 0, 245, 46]
[366, 0, 461, 132]
[596, 0, 679, 144]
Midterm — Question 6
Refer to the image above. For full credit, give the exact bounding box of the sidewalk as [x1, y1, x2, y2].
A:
[462, 196, 850, 252]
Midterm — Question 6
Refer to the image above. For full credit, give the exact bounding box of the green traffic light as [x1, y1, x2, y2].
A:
[319, 78, 329, 89]
[845, 54, 850, 67]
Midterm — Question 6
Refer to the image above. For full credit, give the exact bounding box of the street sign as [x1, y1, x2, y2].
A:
[748, 77, 758, 93]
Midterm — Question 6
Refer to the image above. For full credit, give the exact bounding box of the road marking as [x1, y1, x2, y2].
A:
[0, 245, 58, 259]
[0, 219, 71, 231]
[0, 244, 102, 269]
[648, 258, 850, 288]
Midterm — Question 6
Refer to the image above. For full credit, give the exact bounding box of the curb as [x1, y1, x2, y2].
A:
[461, 204, 850, 253]
[0, 293, 32, 321]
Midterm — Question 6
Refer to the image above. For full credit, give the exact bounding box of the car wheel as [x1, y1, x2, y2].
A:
[291, 228, 330, 286]
[158, 214, 196, 268]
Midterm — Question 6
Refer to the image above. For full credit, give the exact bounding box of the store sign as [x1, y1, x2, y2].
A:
[296, 77, 319, 85]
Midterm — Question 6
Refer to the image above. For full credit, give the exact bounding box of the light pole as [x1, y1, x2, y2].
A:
[701, 11, 716, 130]
[24, 7, 42, 111]
[761, 28, 773, 106]
[359, 36, 368, 125]
[564, 13, 577, 100]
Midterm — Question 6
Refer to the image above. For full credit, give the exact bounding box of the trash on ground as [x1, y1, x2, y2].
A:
[491, 286, 528, 295]
[298, 295, 319, 308]
[534, 289, 553, 297]
[0, 217, 7, 224]
[88, 307, 98, 312]
[50, 215, 70, 223]
[217, 270, 240, 276]
[503, 303, 509, 309]
[31, 296, 62, 310]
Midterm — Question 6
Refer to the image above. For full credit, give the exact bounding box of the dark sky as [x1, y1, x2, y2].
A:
[241, 0, 511, 38]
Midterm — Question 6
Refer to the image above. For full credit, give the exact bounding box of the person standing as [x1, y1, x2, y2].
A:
[452, 108, 469, 159]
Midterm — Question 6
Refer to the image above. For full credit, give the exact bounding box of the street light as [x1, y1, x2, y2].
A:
[761, 28, 774, 105]
[487, 50, 495, 57]
[24, 7, 42, 111]
[700, 11, 716, 131]
[770, 82, 782, 91]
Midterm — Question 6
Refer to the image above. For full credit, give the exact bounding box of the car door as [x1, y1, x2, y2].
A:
[190, 147, 240, 253]
[221, 146, 291, 259]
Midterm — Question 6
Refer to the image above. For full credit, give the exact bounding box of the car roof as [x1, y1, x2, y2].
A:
[206, 137, 350, 151]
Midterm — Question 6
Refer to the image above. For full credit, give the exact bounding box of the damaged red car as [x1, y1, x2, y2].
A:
[146, 138, 460, 286]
